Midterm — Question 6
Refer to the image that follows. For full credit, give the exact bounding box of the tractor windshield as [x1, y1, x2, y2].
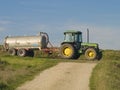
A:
[64, 33, 74, 42]
[64, 33, 82, 43]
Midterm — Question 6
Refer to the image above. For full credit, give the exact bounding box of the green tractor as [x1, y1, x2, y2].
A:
[60, 30, 102, 60]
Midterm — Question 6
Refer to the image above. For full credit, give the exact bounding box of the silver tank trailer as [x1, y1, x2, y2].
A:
[4, 32, 49, 50]
[3, 32, 49, 56]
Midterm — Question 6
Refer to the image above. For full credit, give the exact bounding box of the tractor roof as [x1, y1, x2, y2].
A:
[64, 30, 82, 34]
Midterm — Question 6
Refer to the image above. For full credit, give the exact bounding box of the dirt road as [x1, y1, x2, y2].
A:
[17, 62, 96, 90]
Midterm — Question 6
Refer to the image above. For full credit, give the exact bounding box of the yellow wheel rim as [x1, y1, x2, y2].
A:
[88, 51, 95, 58]
[64, 47, 72, 56]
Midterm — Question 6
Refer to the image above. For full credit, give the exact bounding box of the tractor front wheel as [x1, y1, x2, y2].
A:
[85, 48, 97, 60]
[60, 44, 75, 59]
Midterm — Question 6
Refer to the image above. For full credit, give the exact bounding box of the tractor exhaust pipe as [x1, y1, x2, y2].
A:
[87, 28, 89, 43]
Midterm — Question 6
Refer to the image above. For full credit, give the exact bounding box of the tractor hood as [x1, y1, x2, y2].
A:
[81, 42, 99, 48]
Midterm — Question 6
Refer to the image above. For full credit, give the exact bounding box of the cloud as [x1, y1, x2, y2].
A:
[90, 26, 119, 50]
[0, 27, 6, 43]
[0, 27, 6, 31]
[0, 20, 13, 25]
[0, 20, 13, 32]
[31, 24, 48, 31]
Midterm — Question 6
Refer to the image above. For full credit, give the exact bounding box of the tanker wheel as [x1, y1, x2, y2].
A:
[28, 50, 34, 57]
[85, 48, 97, 60]
[60, 44, 75, 59]
[8, 48, 16, 56]
[17, 49, 26, 57]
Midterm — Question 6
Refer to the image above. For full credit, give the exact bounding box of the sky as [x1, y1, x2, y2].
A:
[0, 0, 120, 50]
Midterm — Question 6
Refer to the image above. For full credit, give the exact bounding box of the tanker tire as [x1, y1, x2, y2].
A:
[8, 48, 16, 56]
[17, 49, 26, 57]
[28, 50, 34, 57]
[85, 48, 97, 60]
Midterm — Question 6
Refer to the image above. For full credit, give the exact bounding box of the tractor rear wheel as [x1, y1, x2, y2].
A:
[85, 48, 97, 60]
[60, 44, 75, 59]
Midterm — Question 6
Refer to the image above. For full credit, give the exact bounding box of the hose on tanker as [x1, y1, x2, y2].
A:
[39, 32, 49, 45]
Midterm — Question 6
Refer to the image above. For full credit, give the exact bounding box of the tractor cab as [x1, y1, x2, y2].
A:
[63, 30, 82, 43]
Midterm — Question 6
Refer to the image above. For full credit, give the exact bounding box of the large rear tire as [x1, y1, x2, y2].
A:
[85, 48, 97, 60]
[60, 44, 75, 59]
[17, 49, 27, 57]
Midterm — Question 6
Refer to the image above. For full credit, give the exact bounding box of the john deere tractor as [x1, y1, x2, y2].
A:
[60, 30, 102, 60]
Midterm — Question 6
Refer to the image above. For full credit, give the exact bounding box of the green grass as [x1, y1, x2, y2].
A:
[0, 54, 59, 90]
[90, 50, 120, 90]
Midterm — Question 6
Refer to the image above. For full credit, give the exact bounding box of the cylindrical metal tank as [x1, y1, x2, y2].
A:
[4, 32, 49, 50]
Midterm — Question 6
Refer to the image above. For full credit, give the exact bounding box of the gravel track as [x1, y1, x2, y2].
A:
[17, 62, 96, 90]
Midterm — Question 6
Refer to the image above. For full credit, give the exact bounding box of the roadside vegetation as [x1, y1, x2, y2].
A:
[0, 48, 59, 90]
[90, 50, 120, 90]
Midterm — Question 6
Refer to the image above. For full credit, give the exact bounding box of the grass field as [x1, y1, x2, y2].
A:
[0, 51, 59, 90]
[90, 50, 120, 90]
